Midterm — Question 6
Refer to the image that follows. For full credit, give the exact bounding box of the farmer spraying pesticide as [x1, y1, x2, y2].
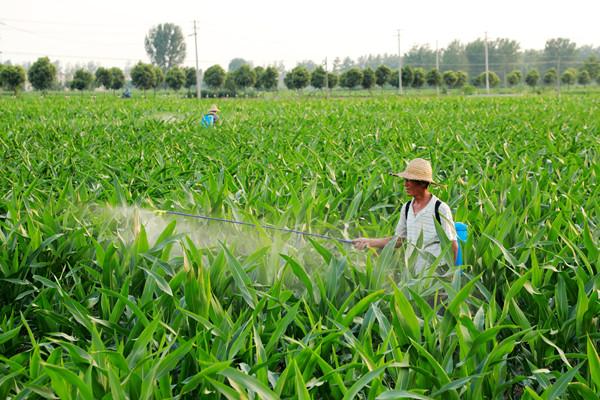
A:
[353, 158, 460, 274]
[201, 104, 221, 127]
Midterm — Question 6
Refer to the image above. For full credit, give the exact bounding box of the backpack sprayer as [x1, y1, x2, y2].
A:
[155, 210, 355, 244]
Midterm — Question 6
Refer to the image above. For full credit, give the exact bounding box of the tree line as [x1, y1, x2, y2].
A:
[1, 22, 599, 96]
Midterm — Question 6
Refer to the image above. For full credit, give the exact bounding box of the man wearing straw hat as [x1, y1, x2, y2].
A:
[201, 104, 221, 126]
[353, 158, 458, 274]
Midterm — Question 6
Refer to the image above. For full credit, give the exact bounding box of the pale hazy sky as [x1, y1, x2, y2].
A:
[1, 0, 598, 71]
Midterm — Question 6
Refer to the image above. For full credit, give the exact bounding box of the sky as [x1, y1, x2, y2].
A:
[1, 0, 599, 72]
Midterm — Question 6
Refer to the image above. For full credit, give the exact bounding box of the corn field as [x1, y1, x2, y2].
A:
[1, 94, 599, 399]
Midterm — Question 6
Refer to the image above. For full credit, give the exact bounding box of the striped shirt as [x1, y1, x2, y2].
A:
[394, 194, 457, 274]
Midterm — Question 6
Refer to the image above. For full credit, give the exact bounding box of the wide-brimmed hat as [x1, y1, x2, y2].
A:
[208, 104, 220, 112]
[389, 158, 444, 187]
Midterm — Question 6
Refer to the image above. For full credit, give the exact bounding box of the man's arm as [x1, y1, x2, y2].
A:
[353, 236, 404, 250]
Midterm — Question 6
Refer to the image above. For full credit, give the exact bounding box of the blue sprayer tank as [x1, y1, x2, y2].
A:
[455, 222, 468, 266]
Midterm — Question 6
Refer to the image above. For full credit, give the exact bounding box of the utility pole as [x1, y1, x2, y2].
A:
[436, 40, 440, 95]
[324, 57, 329, 99]
[193, 21, 201, 100]
[397, 29, 403, 95]
[484, 32, 490, 94]
[557, 58, 561, 99]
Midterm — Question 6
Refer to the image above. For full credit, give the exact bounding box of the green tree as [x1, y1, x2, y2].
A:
[525, 69, 540, 89]
[577, 70, 591, 86]
[542, 68, 557, 86]
[165, 66, 186, 92]
[442, 70, 457, 88]
[375, 65, 391, 89]
[204, 65, 227, 90]
[361, 67, 376, 91]
[228, 58, 252, 71]
[233, 64, 256, 90]
[580, 55, 600, 81]
[253, 66, 265, 90]
[261, 66, 279, 90]
[327, 72, 338, 89]
[28, 57, 57, 94]
[223, 72, 237, 91]
[506, 71, 521, 87]
[455, 70, 468, 88]
[465, 39, 486, 78]
[441, 40, 467, 72]
[560, 68, 576, 88]
[95, 67, 113, 93]
[402, 65, 414, 88]
[144, 23, 187, 72]
[339, 68, 363, 89]
[109, 67, 126, 95]
[70, 69, 95, 96]
[411, 67, 426, 89]
[0, 65, 27, 95]
[285, 66, 311, 92]
[130, 62, 156, 96]
[310, 66, 327, 89]
[404, 44, 436, 70]
[425, 68, 443, 88]
[183, 67, 197, 93]
[153, 66, 165, 93]
[544, 38, 577, 65]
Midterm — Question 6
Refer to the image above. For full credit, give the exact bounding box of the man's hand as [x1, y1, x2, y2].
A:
[352, 238, 371, 250]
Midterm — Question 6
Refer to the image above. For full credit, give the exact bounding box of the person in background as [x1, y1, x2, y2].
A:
[202, 104, 221, 127]
[353, 158, 458, 275]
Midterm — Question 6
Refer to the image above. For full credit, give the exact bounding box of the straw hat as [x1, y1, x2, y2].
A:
[208, 104, 220, 112]
[389, 158, 444, 187]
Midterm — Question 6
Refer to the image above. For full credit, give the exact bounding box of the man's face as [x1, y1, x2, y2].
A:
[403, 179, 426, 197]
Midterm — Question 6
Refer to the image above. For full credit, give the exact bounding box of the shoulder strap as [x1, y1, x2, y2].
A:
[434, 200, 441, 225]
[404, 200, 412, 220]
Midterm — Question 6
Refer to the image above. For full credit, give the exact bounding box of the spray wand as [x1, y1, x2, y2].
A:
[155, 210, 355, 245]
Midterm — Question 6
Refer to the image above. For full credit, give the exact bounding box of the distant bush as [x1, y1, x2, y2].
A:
[462, 85, 476, 95]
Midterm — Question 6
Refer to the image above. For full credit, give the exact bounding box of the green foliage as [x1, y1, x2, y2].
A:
[543, 67, 557, 86]
[578, 70, 591, 86]
[461, 84, 475, 95]
[1, 96, 600, 399]
[455, 70, 468, 88]
[411, 67, 426, 88]
[525, 68, 540, 88]
[131, 62, 156, 94]
[561, 68, 577, 87]
[402, 65, 414, 87]
[310, 66, 326, 89]
[442, 70, 457, 88]
[204, 64, 227, 90]
[69, 69, 95, 93]
[233, 64, 257, 90]
[284, 65, 311, 91]
[472, 72, 500, 87]
[153, 66, 165, 90]
[28, 57, 57, 93]
[425, 68, 443, 88]
[361, 67, 376, 90]
[144, 23, 187, 72]
[261, 66, 279, 90]
[375, 64, 391, 87]
[165, 66, 186, 92]
[0, 65, 27, 95]
[95, 67, 113, 91]
[183, 67, 197, 90]
[339, 68, 363, 89]
[581, 55, 600, 80]
[327, 71, 338, 89]
[253, 66, 265, 90]
[109, 67, 126, 92]
[506, 70, 522, 86]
